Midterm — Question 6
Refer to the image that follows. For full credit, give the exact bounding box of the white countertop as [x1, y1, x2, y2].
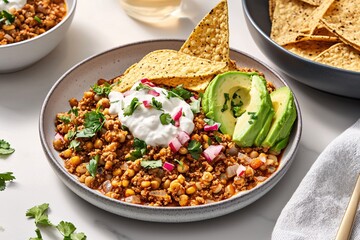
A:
[1, 0, 360, 239]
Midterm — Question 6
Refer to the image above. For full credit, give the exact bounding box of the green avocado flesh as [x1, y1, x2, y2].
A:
[261, 86, 297, 150]
[202, 71, 253, 135]
[232, 75, 273, 147]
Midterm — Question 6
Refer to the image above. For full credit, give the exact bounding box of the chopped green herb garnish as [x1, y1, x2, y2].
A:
[86, 155, 99, 177]
[58, 115, 71, 124]
[0, 10, 15, 25]
[214, 135, 222, 143]
[187, 140, 202, 160]
[221, 93, 230, 112]
[247, 111, 258, 120]
[123, 97, 141, 116]
[76, 109, 105, 138]
[0, 172, 15, 191]
[127, 138, 147, 160]
[0, 139, 15, 155]
[190, 97, 201, 113]
[135, 83, 152, 91]
[69, 140, 81, 151]
[68, 107, 79, 117]
[34, 15, 42, 24]
[204, 118, 216, 126]
[121, 124, 129, 131]
[3, 0, 9, 3]
[91, 82, 112, 96]
[159, 113, 174, 125]
[26, 203, 53, 226]
[29, 228, 43, 240]
[151, 97, 163, 110]
[168, 85, 192, 100]
[140, 160, 162, 169]
[57, 221, 86, 240]
[65, 129, 77, 141]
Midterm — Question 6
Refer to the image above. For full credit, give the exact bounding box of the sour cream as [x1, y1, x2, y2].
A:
[0, 0, 26, 11]
[109, 82, 194, 147]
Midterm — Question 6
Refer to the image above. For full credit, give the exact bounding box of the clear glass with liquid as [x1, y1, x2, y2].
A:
[120, 0, 182, 23]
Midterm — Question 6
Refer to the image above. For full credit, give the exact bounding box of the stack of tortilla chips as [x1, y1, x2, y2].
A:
[270, 0, 360, 72]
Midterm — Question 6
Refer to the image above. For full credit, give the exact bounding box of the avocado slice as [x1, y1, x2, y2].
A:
[254, 107, 275, 146]
[232, 75, 273, 147]
[204, 71, 253, 135]
[261, 86, 297, 149]
[201, 77, 217, 114]
[270, 135, 290, 155]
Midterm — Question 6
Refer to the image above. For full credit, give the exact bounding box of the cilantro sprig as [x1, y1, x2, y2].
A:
[150, 97, 162, 110]
[26, 203, 87, 240]
[0, 139, 15, 155]
[187, 140, 202, 160]
[0, 10, 15, 25]
[167, 85, 192, 100]
[123, 97, 141, 116]
[140, 160, 162, 169]
[127, 138, 147, 161]
[91, 82, 112, 97]
[0, 172, 15, 191]
[86, 155, 99, 177]
[159, 113, 174, 125]
[76, 108, 105, 138]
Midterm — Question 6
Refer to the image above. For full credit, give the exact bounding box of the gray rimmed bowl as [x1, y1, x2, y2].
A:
[242, 0, 360, 99]
[39, 39, 302, 222]
[0, 0, 76, 73]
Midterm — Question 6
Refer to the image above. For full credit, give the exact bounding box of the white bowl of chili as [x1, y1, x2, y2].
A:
[39, 40, 302, 222]
[0, 0, 76, 73]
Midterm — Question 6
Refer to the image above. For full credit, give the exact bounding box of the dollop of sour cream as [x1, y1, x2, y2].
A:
[0, 0, 26, 11]
[109, 82, 194, 147]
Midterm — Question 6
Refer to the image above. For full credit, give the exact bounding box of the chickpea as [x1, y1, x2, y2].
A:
[179, 147, 188, 155]
[69, 156, 81, 166]
[122, 180, 130, 187]
[177, 163, 189, 173]
[141, 181, 151, 188]
[151, 180, 160, 189]
[211, 184, 223, 194]
[104, 161, 113, 170]
[125, 169, 135, 178]
[53, 138, 65, 151]
[68, 98, 78, 107]
[224, 184, 235, 197]
[118, 132, 126, 143]
[179, 195, 189, 206]
[125, 189, 135, 197]
[250, 158, 264, 170]
[60, 149, 72, 159]
[84, 141, 93, 151]
[112, 168, 122, 176]
[177, 174, 185, 184]
[249, 150, 259, 158]
[76, 163, 87, 174]
[84, 176, 94, 187]
[185, 186, 197, 195]
[97, 98, 110, 109]
[201, 172, 213, 182]
[83, 91, 94, 99]
[94, 139, 103, 149]
[163, 179, 171, 189]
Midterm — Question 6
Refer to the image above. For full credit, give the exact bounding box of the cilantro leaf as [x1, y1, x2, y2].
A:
[123, 97, 141, 116]
[140, 160, 162, 169]
[187, 140, 202, 160]
[0, 172, 15, 191]
[26, 203, 53, 226]
[76, 109, 105, 138]
[65, 129, 77, 141]
[150, 97, 162, 110]
[91, 82, 112, 96]
[86, 155, 99, 177]
[127, 138, 147, 161]
[29, 228, 43, 240]
[159, 113, 174, 125]
[190, 97, 201, 113]
[70, 232, 87, 240]
[0, 139, 15, 155]
[0, 10, 15, 25]
[221, 93, 230, 112]
[168, 85, 192, 100]
[135, 83, 152, 91]
[69, 140, 81, 151]
[57, 221, 76, 237]
[68, 108, 79, 117]
[58, 115, 71, 124]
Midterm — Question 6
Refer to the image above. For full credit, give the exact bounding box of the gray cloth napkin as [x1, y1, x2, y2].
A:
[272, 119, 360, 240]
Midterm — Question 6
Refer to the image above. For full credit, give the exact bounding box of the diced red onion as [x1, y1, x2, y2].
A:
[172, 107, 183, 121]
[169, 137, 182, 152]
[143, 100, 151, 108]
[204, 123, 220, 131]
[177, 131, 190, 145]
[55, 132, 64, 142]
[203, 145, 223, 162]
[236, 164, 246, 177]
[140, 78, 156, 87]
[163, 161, 175, 172]
[226, 164, 240, 178]
[174, 120, 180, 127]
[148, 89, 160, 97]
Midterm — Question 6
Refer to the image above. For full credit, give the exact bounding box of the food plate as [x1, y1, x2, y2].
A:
[39, 39, 302, 222]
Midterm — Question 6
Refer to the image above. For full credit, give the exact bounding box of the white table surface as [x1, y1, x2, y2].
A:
[1, 0, 360, 239]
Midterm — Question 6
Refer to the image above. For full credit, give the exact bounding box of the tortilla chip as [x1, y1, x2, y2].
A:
[179, 0, 230, 63]
[271, 0, 316, 45]
[313, 43, 360, 71]
[300, 0, 334, 34]
[113, 50, 228, 92]
[294, 34, 338, 43]
[321, 0, 360, 51]
[284, 40, 335, 59]
[269, 0, 276, 21]
[299, 0, 322, 6]
[313, 23, 337, 37]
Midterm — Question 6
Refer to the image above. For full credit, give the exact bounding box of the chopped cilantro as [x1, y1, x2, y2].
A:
[151, 97, 162, 110]
[3, 0, 9, 3]
[214, 135, 222, 143]
[140, 160, 162, 169]
[69, 140, 81, 151]
[127, 138, 147, 161]
[34, 15, 42, 24]
[135, 83, 152, 91]
[204, 118, 216, 126]
[26, 203, 53, 226]
[68, 107, 79, 117]
[187, 140, 202, 160]
[86, 155, 99, 177]
[221, 93, 230, 112]
[58, 115, 71, 124]
[91, 82, 112, 96]
[0, 10, 15, 25]
[0, 172, 15, 191]
[29, 228, 43, 240]
[190, 97, 201, 113]
[65, 129, 76, 141]
[123, 97, 141, 116]
[168, 85, 192, 100]
[159, 113, 174, 125]
[0, 139, 15, 155]
[76, 109, 105, 138]
[121, 124, 129, 131]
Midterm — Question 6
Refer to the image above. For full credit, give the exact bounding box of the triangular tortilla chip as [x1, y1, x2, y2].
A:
[284, 40, 335, 59]
[179, 0, 230, 63]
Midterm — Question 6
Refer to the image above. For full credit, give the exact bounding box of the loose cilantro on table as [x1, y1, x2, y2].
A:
[140, 160, 162, 169]
[76, 108, 105, 138]
[0, 172, 15, 191]
[0, 139, 15, 155]
[123, 97, 141, 116]
[91, 82, 112, 96]
[187, 140, 202, 160]
[86, 155, 99, 177]
[27, 203, 87, 240]
[159, 113, 174, 125]
[127, 138, 147, 160]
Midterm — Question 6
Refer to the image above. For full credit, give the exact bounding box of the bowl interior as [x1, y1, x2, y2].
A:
[40, 40, 301, 222]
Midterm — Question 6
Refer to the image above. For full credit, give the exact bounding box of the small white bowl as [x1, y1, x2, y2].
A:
[0, 0, 76, 73]
[39, 40, 302, 222]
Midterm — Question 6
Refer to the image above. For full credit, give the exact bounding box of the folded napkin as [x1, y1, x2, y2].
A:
[272, 119, 360, 240]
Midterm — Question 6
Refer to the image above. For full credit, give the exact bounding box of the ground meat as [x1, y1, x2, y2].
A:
[0, 0, 66, 45]
[53, 77, 281, 207]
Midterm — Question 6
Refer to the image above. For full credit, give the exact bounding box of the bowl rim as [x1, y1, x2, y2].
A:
[241, 0, 360, 77]
[39, 39, 302, 214]
[0, 0, 77, 49]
